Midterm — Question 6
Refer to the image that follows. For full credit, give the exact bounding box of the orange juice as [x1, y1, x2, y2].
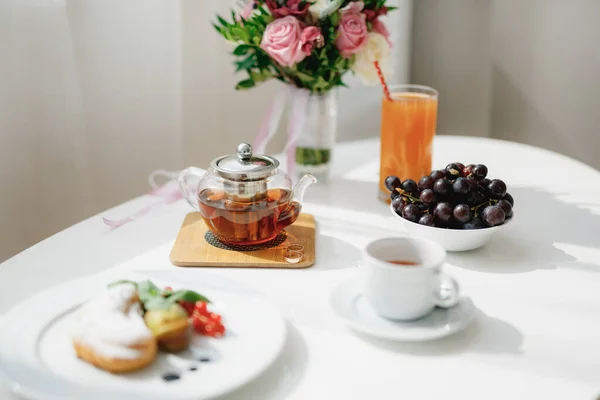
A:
[379, 86, 438, 201]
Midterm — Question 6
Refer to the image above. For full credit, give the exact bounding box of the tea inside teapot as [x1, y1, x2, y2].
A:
[198, 187, 301, 245]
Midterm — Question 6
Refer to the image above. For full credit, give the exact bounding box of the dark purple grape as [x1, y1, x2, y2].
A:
[503, 193, 514, 207]
[467, 176, 479, 190]
[401, 179, 419, 196]
[390, 190, 400, 200]
[464, 164, 475, 176]
[463, 217, 484, 230]
[482, 205, 506, 226]
[418, 204, 430, 213]
[402, 204, 422, 223]
[385, 176, 401, 192]
[453, 177, 471, 194]
[418, 214, 435, 227]
[453, 204, 472, 223]
[488, 179, 507, 198]
[467, 190, 485, 206]
[392, 196, 405, 212]
[455, 162, 466, 171]
[430, 170, 446, 181]
[472, 164, 488, 180]
[479, 178, 491, 187]
[496, 199, 513, 219]
[433, 178, 452, 195]
[433, 202, 453, 223]
[418, 176, 435, 191]
[445, 163, 463, 179]
[419, 189, 436, 204]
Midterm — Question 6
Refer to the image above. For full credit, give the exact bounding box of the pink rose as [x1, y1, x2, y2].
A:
[335, 2, 368, 58]
[341, 1, 365, 15]
[261, 16, 321, 67]
[372, 18, 391, 46]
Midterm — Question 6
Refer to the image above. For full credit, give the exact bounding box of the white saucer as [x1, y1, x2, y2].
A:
[330, 276, 476, 341]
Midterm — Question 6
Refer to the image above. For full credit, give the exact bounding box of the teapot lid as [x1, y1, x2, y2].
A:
[211, 143, 279, 181]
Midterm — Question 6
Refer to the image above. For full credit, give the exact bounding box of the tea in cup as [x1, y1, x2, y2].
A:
[362, 237, 459, 320]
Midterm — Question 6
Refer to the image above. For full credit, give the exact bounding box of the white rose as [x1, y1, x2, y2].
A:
[351, 32, 392, 86]
[309, 0, 343, 20]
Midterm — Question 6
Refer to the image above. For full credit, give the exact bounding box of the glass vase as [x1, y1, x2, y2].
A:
[292, 88, 338, 183]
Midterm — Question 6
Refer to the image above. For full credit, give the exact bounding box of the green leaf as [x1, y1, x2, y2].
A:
[236, 79, 256, 90]
[330, 11, 340, 26]
[387, 6, 398, 12]
[217, 15, 229, 27]
[314, 76, 329, 91]
[233, 44, 253, 56]
[232, 27, 250, 42]
[167, 290, 211, 304]
[143, 296, 171, 311]
[296, 71, 315, 83]
[235, 54, 256, 71]
[107, 280, 137, 289]
[137, 280, 161, 303]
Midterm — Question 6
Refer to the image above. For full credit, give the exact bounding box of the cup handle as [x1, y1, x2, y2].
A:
[433, 273, 460, 308]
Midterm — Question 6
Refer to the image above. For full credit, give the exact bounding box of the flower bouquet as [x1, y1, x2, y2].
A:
[214, 0, 395, 181]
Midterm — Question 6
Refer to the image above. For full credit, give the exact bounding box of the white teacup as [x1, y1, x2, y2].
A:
[362, 237, 460, 321]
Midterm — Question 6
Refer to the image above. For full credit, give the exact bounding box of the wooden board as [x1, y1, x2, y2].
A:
[170, 212, 315, 269]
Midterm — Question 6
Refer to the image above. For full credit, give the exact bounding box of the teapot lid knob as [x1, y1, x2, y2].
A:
[237, 143, 253, 162]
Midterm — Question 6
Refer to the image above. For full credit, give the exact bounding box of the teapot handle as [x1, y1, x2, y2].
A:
[178, 167, 206, 210]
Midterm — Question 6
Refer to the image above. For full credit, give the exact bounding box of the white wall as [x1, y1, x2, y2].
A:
[489, 0, 600, 169]
[412, 0, 600, 170]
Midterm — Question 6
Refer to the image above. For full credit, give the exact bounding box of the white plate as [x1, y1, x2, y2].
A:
[330, 275, 476, 341]
[0, 270, 286, 400]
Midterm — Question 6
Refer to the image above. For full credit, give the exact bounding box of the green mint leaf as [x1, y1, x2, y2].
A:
[137, 280, 161, 303]
[107, 280, 137, 289]
[167, 290, 211, 304]
[143, 296, 171, 311]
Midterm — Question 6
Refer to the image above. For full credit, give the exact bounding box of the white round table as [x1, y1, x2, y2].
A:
[2, 136, 600, 400]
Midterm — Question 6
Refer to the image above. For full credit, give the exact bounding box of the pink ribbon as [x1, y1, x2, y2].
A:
[254, 86, 310, 181]
[102, 170, 182, 229]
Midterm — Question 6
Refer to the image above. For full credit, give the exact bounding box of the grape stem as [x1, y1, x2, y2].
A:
[394, 188, 420, 203]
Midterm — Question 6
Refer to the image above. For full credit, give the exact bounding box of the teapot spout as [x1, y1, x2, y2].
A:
[291, 174, 317, 205]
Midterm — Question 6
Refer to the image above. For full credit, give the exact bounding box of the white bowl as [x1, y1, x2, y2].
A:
[389, 203, 510, 252]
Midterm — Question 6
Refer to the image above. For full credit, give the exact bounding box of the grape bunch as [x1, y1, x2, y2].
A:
[387, 163, 514, 229]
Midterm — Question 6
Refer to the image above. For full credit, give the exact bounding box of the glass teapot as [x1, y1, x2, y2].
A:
[178, 143, 317, 246]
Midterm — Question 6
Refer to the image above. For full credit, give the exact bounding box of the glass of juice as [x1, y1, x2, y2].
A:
[379, 84, 439, 201]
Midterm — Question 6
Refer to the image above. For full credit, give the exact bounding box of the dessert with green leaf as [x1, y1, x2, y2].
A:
[70, 279, 225, 374]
